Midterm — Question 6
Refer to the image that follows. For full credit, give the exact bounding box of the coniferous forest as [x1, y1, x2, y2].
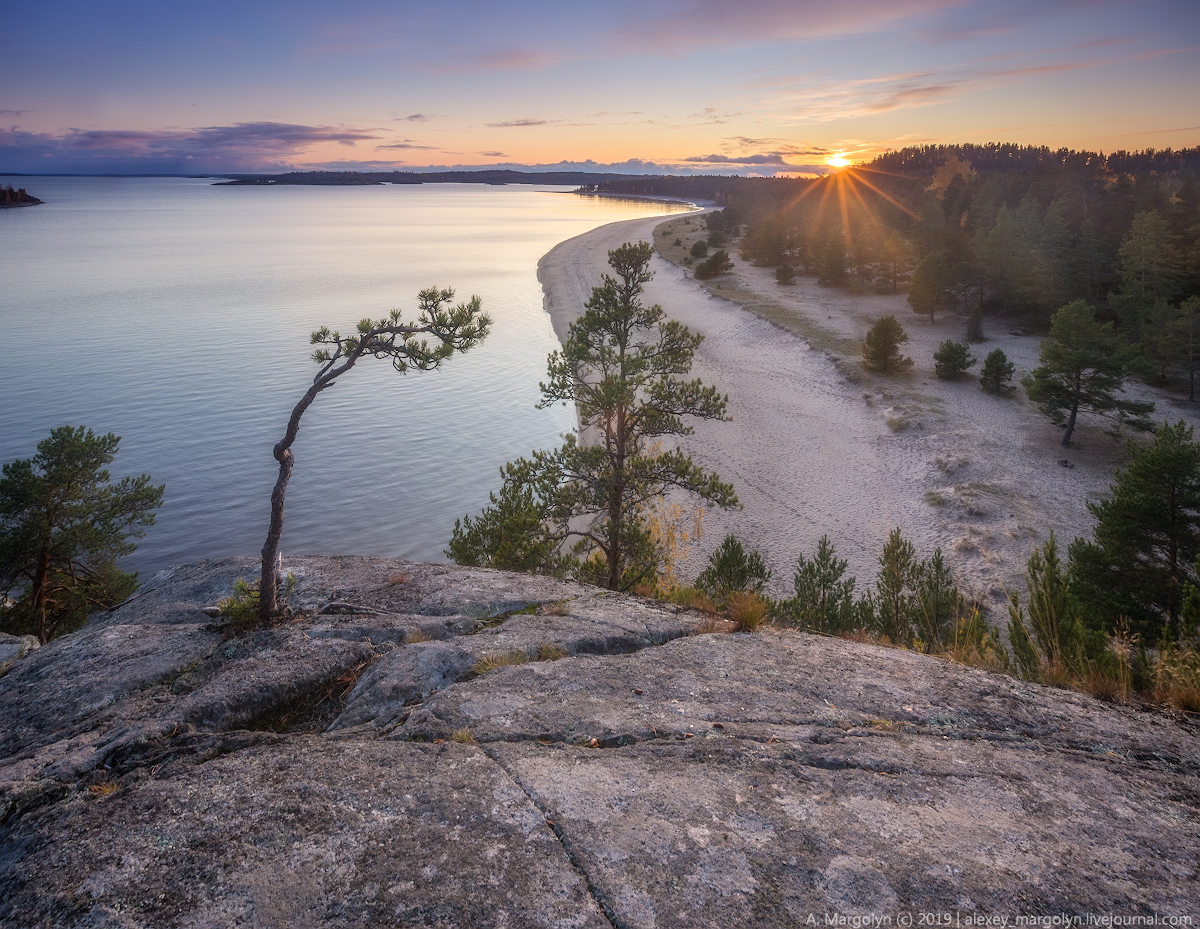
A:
[596, 145, 1200, 395]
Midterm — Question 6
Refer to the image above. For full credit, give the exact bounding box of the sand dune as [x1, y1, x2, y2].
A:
[539, 211, 1200, 608]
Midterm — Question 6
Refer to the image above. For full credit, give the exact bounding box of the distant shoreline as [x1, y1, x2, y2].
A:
[570, 190, 704, 210]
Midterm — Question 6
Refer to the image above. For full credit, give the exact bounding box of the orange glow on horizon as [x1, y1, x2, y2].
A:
[826, 154, 851, 168]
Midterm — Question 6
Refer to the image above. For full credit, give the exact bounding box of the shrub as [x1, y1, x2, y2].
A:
[695, 249, 734, 280]
[979, 348, 1015, 394]
[861, 316, 913, 373]
[933, 340, 977, 380]
[775, 263, 796, 285]
[690, 239, 709, 258]
[695, 534, 771, 606]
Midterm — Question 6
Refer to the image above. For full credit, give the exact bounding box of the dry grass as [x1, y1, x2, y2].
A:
[727, 591, 770, 632]
[472, 650, 532, 675]
[386, 572, 410, 587]
[536, 642, 568, 661]
[537, 600, 571, 616]
[1082, 669, 1128, 703]
[451, 727, 476, 744]
[666, 585, 717, 613]
[1150, 643, 1200, 712]
[405, 628, 434, 644]
[88, 779, 119, 798]
[472, 642, 568, 675]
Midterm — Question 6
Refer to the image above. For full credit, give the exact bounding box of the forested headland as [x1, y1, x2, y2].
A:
[596, 145, 1200, 374]
[0, 185, 42, 207]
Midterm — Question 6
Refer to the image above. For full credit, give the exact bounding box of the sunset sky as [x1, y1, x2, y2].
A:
[3, 0, 1198, 176]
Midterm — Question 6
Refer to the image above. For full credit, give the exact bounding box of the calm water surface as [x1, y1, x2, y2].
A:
[0, 178, 690, 575]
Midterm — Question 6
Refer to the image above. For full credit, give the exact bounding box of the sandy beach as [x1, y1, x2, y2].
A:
[538, 210, 1200, 609]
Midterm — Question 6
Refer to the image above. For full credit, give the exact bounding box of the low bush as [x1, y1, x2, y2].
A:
[933, 340, 977, 380]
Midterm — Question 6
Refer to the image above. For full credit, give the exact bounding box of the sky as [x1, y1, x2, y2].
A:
[2, 0, 1198, 176]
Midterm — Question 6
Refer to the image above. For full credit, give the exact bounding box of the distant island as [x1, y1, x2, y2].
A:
[0, 185, 42, 208]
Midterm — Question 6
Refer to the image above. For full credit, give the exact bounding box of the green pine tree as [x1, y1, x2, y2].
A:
[1069, 421, 1200, 641]
[979, 348, 1015, 395]
[1022, 299, 1153, 446]
[780, 535, 856, 633]
[862, 316, 913, 374]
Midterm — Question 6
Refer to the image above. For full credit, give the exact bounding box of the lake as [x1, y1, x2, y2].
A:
[0, 177, 691, 577]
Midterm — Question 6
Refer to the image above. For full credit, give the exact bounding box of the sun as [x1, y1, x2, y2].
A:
[826, 154, 851, 168]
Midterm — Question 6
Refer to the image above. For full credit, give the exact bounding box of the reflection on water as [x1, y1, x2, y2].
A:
[0, 178, 691, 575]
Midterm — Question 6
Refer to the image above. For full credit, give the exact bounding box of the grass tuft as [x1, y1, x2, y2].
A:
[727, 591, 770, 632]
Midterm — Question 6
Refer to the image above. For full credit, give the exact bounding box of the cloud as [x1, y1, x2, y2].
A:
[375, 140, 438, 150]
[0, 110, 31, 117]
[483, 118, 558, 128]
[0, 121, 380, 174]
[683, 152, 790, 165]
[480, 151, 507, 157]
[400, 113, 433, 122]
[689, 107, 742, 125]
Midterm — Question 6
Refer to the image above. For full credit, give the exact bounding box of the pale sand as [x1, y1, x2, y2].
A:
[539, 212, 1200, 608]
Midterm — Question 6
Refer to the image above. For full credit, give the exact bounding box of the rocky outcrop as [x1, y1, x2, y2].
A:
[1, 556, 1197, 926]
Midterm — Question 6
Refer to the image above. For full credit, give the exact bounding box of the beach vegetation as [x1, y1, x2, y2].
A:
[1068, 421, 1200, 642]
[727, 590, 770, 631]
[0, 426, 163, 643]
[261, 288, 490, 618]
[690, 240, 708, 258]
[1022, 299, 1153, 446]
[694, 249, 734, 279]
[933, 340, 977, 380]
[862, 315, 913, 373]
[695, 534, 771, 607]
[775, 263, 796, 284]
[979, 348, 1015, 394]
[778, 535, 856, 634]
[449, 242, 737, 591]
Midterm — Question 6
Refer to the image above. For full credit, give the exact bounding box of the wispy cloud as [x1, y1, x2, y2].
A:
[400, 113, 433, 122]
[375, 139, 438, 150]
[605, 0, 963, 55]
[690, 107, 742, 125]
[484, 118, 559, 128]
[754, 41, 1200, 121]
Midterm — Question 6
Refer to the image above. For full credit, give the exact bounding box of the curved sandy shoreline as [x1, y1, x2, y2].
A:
[538, 213, 1200, 605]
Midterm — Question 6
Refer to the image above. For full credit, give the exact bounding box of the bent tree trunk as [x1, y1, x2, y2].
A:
[259, 367, 350, 619]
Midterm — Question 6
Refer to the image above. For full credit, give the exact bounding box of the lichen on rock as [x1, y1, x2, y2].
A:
[0, 556, 1197, 925]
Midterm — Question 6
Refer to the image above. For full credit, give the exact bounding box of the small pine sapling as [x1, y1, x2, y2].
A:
[979, 348, 1015, 394]
[862, 315, 913, 373]
[933, 340, 977, 380]
[695, 534, 771, 607]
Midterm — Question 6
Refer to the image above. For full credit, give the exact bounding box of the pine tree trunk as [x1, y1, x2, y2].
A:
[1062, 405, 1078, 446]
[32, 549, 51, 644]
[260, 447, 293, 618]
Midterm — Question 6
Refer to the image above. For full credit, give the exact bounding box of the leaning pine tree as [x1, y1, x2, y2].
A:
[259, 288, 490, 619]
[449, 242, 738, 591]
[1022, 299, 1152, 446]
